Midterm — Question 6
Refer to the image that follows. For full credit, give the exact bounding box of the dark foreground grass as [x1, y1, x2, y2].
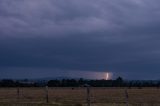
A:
[0, 87, 159, 106]
[0, 102, 83, 106]
[0, 102, 160, 106]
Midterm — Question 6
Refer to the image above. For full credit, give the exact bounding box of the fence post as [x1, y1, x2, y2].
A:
[45, 86, 49, 103]
[86, 86, 91, 106]
[17, 87, 20, 101]
[125, 89, 129, 106]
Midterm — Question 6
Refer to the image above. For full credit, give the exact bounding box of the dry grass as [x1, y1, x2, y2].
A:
[0, 87, 159, 106]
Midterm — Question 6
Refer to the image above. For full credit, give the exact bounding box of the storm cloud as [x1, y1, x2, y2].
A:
[0, 0, 160, 80]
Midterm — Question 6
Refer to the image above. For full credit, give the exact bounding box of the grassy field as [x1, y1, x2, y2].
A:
[0, 87, 159, 106]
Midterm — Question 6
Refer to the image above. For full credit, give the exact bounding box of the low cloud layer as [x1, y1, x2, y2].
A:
[0, 0, 160, 80]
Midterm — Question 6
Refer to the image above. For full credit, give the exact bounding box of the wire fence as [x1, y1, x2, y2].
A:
[0, 87, 160, 106]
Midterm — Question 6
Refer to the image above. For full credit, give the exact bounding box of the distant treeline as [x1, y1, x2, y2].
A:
[0, 77, 160, 87]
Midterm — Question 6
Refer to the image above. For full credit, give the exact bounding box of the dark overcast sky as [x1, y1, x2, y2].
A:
[0, 0, 160, 80]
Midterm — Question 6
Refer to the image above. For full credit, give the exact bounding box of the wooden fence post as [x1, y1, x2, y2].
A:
[125, 89, 129, 106]
[17, 87, 20, 101]
[86, 86, 91, 106]
[45, 86, 49, 103]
